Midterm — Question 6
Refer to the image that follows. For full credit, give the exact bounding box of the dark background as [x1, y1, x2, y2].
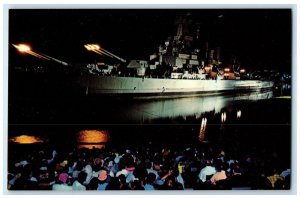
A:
[9, 9, 292, 72]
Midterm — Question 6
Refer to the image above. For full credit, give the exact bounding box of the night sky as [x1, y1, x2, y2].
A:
[9, 9, 292, 72]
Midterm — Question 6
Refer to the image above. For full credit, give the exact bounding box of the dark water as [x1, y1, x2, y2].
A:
[8, 89, 291, 163]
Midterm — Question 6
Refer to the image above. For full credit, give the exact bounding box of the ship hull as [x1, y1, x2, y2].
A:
[77, 75, 274, 99]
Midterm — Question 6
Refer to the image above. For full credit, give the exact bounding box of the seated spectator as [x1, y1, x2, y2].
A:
[105, 177, 121, 190]
[118, 174, 130, 190]
[144, 173, 156, 190]
[131, 180, 144, 190]
[226, 165, 249, 189]
[87, 177, 99, 190]
[267, 168, 284, 189]
[52, 173, 72, 191]
[210, 162, 227, 185]
[280, 168, 291, 179]
[198, 160, 216, 183]
[72, 171, 87, 190]
[97, 170, 109, 190]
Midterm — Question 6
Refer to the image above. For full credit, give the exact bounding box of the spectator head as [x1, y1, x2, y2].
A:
[274, 179, 285, 190]
[105, 177, 120, 190]
[118, 174, 126, 184]
[146, 173, 156, 184]
[58, 173, 68, 183]
[88, 177, 99, 190]
[98, 170, 108, 182]
[78, 171, 87, 184]
[131, 180, 144, 190]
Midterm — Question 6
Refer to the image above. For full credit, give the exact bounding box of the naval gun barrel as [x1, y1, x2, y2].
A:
[100, 48, 126, 63]
[40, 53, 70, 66]
[84, 44, 126, 63]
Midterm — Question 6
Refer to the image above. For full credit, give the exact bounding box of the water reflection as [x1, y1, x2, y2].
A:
[199, 117, 207, 142]
[237, 110, 242, 119]
[120, 91, 273, 123]
[77, 130, 109, 149]
[221, 112, 227, 123]
[9, 135, 46, 144]
[8, 91, 276, 149]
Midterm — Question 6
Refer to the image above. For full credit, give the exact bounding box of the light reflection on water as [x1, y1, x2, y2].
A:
[199, 117, 207, 142]
[119, 91, 273, 123]
[9, 135, 45, 144]
[77, 130, 109, 149]
[8, 91, 277, 149]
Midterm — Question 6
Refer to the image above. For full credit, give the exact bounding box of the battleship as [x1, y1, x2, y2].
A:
[73, 14, 274, 99]
[77, 74, 274, 99]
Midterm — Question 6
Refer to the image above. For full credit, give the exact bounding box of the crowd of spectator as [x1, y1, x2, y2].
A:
[7, 143, 291, 191]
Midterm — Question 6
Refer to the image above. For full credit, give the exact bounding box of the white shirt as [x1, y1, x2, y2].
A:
[116, 169, 129, 177]
[72, 180, 86, 190]
[198, 166, 216, 182]
[52, 183, 72, 191]
[280, 169, 291, 178]
[83, 164, 93, 185]
[147, 169, 159, 180]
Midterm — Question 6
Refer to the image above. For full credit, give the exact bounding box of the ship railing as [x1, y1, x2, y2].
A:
[84, 70, 215, 80]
